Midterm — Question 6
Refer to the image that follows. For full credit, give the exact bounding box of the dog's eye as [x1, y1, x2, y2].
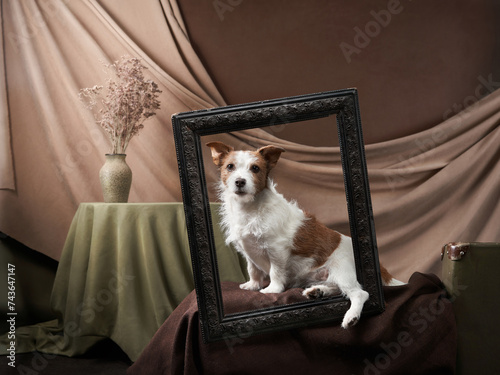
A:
[251, 165, 260, 173]
[226, 164, 234, 171]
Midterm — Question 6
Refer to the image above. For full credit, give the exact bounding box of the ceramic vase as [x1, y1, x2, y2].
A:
[99, 154, 132, 203]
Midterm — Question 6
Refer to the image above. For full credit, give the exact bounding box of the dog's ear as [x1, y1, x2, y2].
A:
[206, 142, 234, 167]
[257, 145, 286, 170]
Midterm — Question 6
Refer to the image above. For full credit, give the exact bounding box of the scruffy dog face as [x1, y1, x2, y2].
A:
[207, 142, 285, 202]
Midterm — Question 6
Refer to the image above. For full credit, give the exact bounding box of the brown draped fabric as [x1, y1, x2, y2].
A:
[128, 274, 457, 375]
[0, 0, 226, 260]
[1, 0, 499, 283]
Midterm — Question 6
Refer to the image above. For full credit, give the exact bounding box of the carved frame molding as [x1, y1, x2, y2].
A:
[172, 89, 385, 343]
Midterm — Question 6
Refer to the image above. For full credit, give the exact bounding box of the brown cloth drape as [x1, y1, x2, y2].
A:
[0, 0, 499, 282]
[127, 273, 457, 375]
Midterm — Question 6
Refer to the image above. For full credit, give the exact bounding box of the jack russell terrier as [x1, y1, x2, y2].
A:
[207, 141, 403, 329]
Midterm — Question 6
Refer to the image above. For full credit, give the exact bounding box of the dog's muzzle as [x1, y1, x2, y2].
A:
[234, 178, 246, 194]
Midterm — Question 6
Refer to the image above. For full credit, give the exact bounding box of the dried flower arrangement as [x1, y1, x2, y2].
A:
[79, 56, 162, 154]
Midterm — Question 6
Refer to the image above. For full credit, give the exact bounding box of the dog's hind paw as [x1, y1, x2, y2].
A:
[341, 311, 360, 329]
[303, 287, 324, 299]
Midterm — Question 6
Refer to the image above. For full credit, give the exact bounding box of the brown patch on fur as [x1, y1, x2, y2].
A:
[251, 146, 286, 189]
[379, 264, 394, 284]
[292, 213, 341, 268]
[219, 153, 237, 187]
[249, 152, 269, 192]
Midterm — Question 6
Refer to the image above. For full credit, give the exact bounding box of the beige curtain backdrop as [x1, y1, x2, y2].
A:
[0, 0, 499, 281]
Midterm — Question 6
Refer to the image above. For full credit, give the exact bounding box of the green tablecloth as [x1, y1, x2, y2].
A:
[1, 203, 247, 361]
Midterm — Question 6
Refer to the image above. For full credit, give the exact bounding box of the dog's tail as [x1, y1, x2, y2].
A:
[383, 278, 406, 286]
[380, 265, 406, 286]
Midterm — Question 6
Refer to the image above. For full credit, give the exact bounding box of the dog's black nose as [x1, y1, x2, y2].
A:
[235, 178, 246, 188]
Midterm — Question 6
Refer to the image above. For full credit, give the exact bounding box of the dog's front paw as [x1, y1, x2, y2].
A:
[240, 280, 261, 291]
[341, 311, 360, 329]
[260, 284, 284, 294]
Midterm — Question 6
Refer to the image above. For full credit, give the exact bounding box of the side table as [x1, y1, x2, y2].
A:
[4, 203, 246, 362]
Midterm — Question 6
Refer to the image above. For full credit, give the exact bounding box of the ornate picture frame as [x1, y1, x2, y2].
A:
[172, 89, 385, 343]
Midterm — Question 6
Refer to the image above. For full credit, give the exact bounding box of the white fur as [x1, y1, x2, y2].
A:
[215, 149, 385, 328]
